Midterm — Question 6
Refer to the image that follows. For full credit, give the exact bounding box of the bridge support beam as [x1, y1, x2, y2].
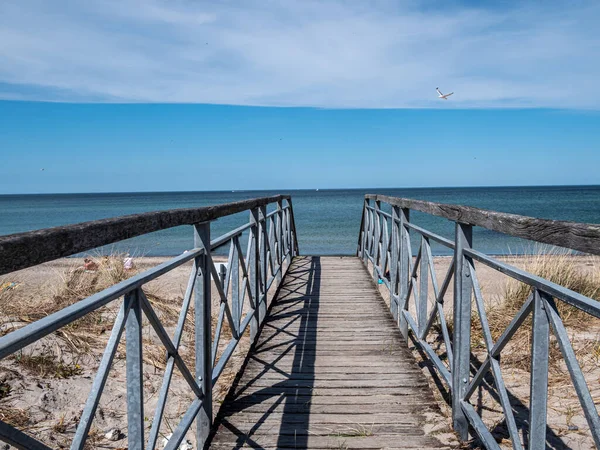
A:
[452, 222, 473, 441]
[398, 208, 410, 341]
[288, 197, 299, 257]
[529, 289, 550, 450]
[258, 205, 268, 326]
[249, 208, 260, 342]
[359, 199, 367, 263]
[276, 200, 284, 287]
[125, 290, 144, 450]
[194, 222, 212, 449]
[372, 200, 381, 281]
[390, 206, 400, 322]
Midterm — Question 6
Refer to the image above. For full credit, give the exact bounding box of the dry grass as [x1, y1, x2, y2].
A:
[0, 254, 197, 358]
[473, 246, 600, 372]
[0, 404, 30, 429]
[0, 254, 135, 353]
[83, 428, 102, 450]
[327, 422, 375, 438]
[13, 347, 83, 379]
[0, 282, 19, 337]
[502, 248, 600, 329]
[1, 251, 237, 363]
[52, 414, 68, 433]
[49, 254, 133, 316]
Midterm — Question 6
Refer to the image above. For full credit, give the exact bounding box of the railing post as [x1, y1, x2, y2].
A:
[284, 203, 294, 265]
[258, 205, 268, 325]
[194, 222, 212, 447]
[125, 289, 144, 450]
[380, 216, 389, 281]
[529, 289, 549, 450]
[359, 200, 367, 263]
[219, 263, 226, 289]
[249, 208, 260, 342]
[452, 222, 473, 441]
[288, 197, 299, 257]
[276, 200, 284, 285]
[419, 237, 429, 335]
[232, 237, 241, 334]
[366, 200, 375, 262]
[398, 208, 410, 340]
[390, 206, 400, 321]
[372, 200, 381, 281]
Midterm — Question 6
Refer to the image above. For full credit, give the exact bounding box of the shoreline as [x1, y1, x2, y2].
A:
[3, 253, 598, 289]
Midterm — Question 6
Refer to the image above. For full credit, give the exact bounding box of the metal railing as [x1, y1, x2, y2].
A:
[358, 194, 600, 450]
[0, 195, 299, 450]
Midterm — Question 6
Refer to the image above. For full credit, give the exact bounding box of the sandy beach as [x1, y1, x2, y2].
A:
[1, 253, 599, 449]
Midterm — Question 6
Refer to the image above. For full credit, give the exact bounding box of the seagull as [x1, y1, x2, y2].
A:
[40, 168, 45, 171]
[436, 87, 454, 100]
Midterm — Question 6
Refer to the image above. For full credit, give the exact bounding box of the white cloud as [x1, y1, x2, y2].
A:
[0, 0, 598, 108]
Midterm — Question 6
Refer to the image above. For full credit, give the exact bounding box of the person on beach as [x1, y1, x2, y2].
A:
[83, 258, 98, 271]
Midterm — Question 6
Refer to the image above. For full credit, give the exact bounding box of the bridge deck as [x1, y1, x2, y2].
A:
[210, 256, 450, 449]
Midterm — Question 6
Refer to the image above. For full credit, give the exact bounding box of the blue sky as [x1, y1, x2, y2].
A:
[0, 1, 599, 193]
[2, 103, 599, 193]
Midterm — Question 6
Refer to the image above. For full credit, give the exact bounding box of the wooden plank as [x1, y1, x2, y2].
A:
[243, 365, 419, 374]
[224, 393, 433, 406]
[221, 413, 427, 425]
[230, 386, 432, 398]
[232, 379, 430, 390]
[220, 402, 436, 415]
[255, 336, 404, 344]
[235, 372, 426, 381]
[245, 358, 424, 368]
[210, 256, 451, 449]
[211, 434, 446, 449]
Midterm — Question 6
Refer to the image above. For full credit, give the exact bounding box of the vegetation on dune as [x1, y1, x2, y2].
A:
[471, 247, 600, 372]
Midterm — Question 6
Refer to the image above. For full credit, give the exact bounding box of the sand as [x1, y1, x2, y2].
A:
[1, 254, 599, 449]
[0, 255, 248, 449]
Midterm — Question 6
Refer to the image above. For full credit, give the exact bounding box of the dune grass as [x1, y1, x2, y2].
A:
[473, 246, 600, 372]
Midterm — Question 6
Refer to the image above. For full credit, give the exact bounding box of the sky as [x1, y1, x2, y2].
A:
[1, 1, 599, 194]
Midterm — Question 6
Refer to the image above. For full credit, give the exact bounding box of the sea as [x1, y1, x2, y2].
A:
[1, 186, 600, 257]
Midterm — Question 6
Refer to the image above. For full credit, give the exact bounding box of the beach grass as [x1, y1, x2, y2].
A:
[472, 246, 600, 371]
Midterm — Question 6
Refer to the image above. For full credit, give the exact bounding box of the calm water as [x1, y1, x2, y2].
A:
[1, 186, 600, 257]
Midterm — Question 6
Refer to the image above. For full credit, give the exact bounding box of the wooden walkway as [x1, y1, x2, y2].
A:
[210, 256, 451, 449]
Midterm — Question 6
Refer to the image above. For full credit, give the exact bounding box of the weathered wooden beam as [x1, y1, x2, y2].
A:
[366, 194, 600, 256]
[0, 195, 291, 276]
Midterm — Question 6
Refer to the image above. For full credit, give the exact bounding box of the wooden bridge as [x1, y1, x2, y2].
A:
[210, 256, 447, 449]
[1, 195, 600, 450]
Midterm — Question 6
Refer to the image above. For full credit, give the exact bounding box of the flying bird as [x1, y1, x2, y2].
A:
[436, 87, 454, 100]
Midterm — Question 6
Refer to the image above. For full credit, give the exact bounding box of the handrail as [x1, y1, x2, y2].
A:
[0, 194, 291, 276]
[364, 194, 600, 256]
[0, 196, 299, 450]
[358, 195, 600, 450]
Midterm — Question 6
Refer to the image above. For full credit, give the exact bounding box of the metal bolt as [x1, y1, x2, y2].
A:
[466, 273, 470, 278]
[463, 378, 467, 384]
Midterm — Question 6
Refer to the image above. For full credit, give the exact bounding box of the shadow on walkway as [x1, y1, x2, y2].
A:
[209, 256, 320, 448]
